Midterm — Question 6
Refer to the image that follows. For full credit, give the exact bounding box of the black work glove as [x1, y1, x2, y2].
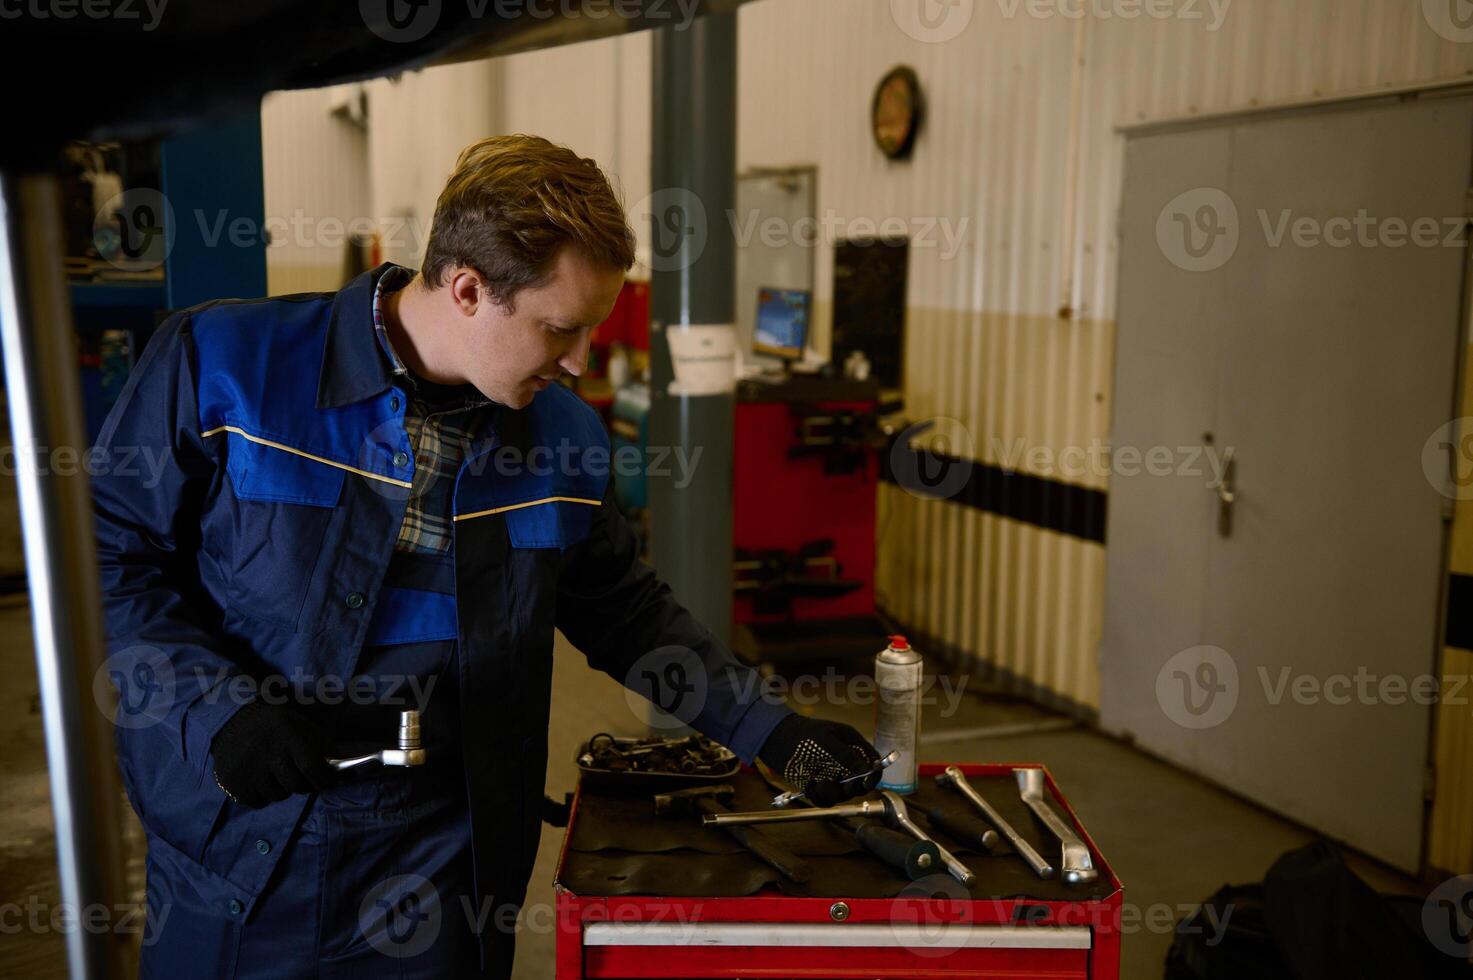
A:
[210, 700, 335, 809]
[758, 715, 884, 807]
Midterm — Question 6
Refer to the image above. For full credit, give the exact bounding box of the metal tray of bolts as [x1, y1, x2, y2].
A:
[575, 732, 741, 795]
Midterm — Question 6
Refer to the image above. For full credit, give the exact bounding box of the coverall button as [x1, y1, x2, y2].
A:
[345, 592, 365, 610]
[255, 839, 270, 855]
[392, 451, 410, 468]
[389, 396, 401, 412]
[228, 899, 243, 915]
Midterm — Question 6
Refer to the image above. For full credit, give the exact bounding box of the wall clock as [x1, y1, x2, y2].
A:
[872, 66, 922, 160]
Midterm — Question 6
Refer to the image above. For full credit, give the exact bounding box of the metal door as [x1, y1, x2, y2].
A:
[1102, 94, 1472, 871]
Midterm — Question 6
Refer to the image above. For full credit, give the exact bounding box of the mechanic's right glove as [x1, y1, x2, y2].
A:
[758, 714, 884, 807]
[210, 700, 335, 808]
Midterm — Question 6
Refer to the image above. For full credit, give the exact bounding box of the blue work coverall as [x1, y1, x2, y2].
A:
[91, 264, 792, 977]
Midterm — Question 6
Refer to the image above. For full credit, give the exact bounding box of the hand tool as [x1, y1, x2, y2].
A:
[924, 804, 1000, 854]
[1014, 768, 1098, 885]
[757, 763, 938, 880]
[653, 784, 812, 883]
[936, 766, 1053, 879]
[841, 816, 940, 881]
[770, 749, 900, 807]
[704, 790, 976, 887]
[326, 710, 426, 770]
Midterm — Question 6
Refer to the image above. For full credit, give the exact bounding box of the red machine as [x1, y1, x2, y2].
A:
[553, 762, 1122, 979]
[732, 377, 890, 660]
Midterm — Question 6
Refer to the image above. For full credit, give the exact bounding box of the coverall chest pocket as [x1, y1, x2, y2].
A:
[501, 496, 597, 550]
[220, 436, 346, 631]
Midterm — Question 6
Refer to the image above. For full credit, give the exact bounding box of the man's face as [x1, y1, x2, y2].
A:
[453, 247, 625, 409]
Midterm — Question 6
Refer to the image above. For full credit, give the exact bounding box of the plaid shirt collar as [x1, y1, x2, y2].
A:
[371, 265, 493, 412]
[372, 264, 413, 377]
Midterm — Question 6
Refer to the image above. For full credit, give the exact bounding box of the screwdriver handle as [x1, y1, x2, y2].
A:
[926, 806, 1000, 854]
[849, 820, 940, 881]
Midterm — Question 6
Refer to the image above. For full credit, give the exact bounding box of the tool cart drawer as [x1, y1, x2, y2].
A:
[552, 762, 1122, 979]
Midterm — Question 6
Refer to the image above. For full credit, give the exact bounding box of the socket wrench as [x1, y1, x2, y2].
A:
[1014, 768, 1097, 885]
[705, 790, 976, 887]
[327, 710, 427, 769]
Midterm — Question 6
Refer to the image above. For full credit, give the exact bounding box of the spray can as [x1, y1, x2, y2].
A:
[874, 634, 922, 794]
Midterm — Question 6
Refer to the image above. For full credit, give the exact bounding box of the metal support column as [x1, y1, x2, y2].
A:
[0, 170, 131, 979]
[648, 10, 737, 642]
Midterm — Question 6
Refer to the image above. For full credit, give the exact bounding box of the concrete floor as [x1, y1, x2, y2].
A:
[2, 598, 1425, 980]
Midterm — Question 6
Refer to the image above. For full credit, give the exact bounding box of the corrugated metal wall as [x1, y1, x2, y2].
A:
[728, 0, 1473, 715]
[260, 37, 651, 290]
[364, 60, 502, 268]
[738, 1, 1113, 710]
[261, 61, 500, 294]
[497, 32, 654, 271]
[261, 85, 372, 294]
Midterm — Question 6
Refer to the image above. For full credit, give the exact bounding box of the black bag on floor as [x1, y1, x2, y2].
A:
[1166, 840, 1471, 980]
[1166, 882, 1293, 980]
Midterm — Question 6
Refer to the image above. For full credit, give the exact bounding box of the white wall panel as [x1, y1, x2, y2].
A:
[499, 32, 653, 271]
[366, 59, 502, 268]
[260, 86, 371, 293]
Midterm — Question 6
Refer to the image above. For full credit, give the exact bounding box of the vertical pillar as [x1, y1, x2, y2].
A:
[648, 11, 737, 642]
[0, 171, 131, 979]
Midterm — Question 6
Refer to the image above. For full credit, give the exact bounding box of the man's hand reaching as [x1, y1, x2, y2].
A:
[758, 715, 884, 807]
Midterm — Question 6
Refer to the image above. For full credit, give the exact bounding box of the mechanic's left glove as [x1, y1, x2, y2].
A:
[758, 714, 883, 807]
[210, 700, 336, 809]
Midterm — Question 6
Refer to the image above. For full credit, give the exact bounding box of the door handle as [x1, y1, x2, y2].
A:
[1216, 456, 1236, 538]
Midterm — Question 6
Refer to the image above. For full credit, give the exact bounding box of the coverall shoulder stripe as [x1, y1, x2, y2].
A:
[201, 424, 414, 489]
[453, 495, 601, 522]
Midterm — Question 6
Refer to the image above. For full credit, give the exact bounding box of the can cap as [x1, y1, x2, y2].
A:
[888, 635, 909, 651]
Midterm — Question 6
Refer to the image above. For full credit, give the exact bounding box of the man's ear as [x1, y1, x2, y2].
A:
[447, 269, 484, 316]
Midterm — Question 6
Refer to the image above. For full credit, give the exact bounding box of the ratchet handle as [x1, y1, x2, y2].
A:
[926, 806, 1000, 854]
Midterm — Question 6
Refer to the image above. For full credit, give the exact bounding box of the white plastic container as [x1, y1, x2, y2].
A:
[874, 634, 921, 794]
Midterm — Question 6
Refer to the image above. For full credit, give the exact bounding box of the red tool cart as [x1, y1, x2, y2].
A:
[552, 762, 1122, 979]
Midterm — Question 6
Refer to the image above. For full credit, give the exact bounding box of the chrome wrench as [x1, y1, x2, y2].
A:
[1014, 767, 1097, 885]
[936, 766, 1054, 879]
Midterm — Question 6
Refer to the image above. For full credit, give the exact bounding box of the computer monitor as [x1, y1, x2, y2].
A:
[754, 287, 811, 361]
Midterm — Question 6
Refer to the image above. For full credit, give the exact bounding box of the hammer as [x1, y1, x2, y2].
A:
[653, 784, 813, 884]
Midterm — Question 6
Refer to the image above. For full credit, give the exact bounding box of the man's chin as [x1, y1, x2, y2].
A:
[505, 386, 539, 409]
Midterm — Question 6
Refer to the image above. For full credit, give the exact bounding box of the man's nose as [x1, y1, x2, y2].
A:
[558, 328, 593, 377]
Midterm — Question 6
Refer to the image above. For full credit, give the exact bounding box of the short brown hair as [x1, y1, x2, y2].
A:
[421, 134, 636, 309]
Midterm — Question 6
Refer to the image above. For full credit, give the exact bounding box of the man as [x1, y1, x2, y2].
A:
[93, 134, 882, 977]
